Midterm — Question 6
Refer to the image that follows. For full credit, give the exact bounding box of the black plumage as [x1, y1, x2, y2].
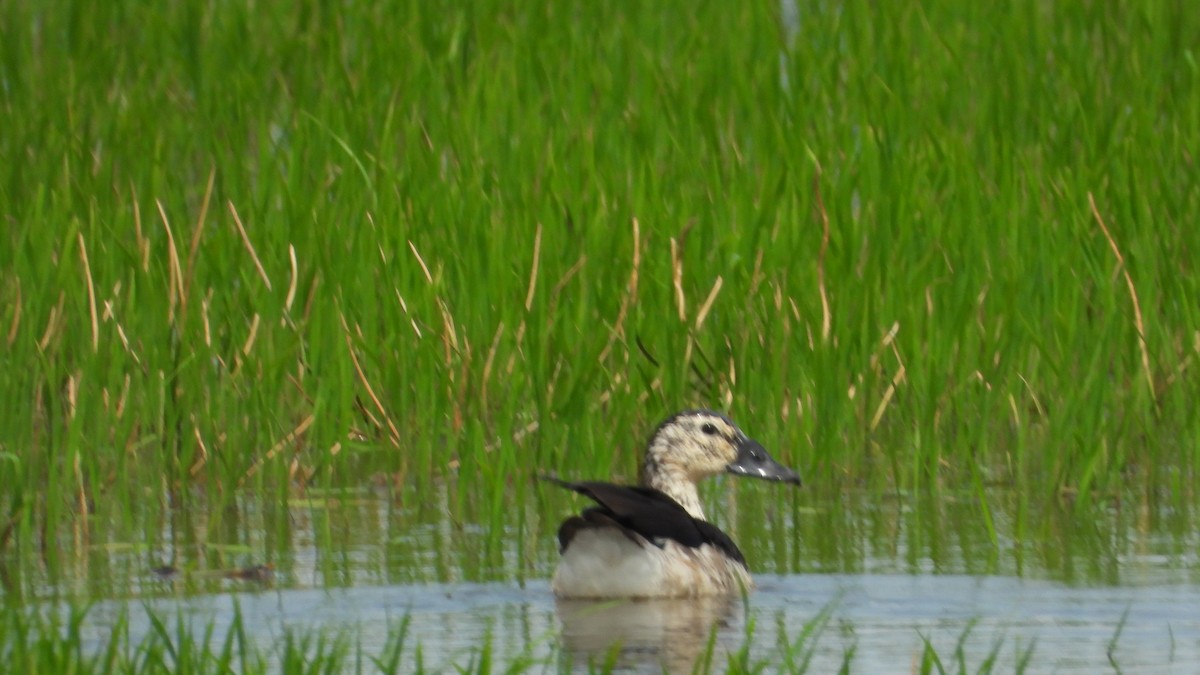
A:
[542, 476, 748, 568]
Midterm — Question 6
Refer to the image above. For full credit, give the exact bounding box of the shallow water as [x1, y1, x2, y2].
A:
[78, 573, 1200, 672]
[8, 486, 1200, 672]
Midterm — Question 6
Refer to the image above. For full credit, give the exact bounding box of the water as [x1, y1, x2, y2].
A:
[78, 573, 1199, 672]
[7, 487, 1199, 672]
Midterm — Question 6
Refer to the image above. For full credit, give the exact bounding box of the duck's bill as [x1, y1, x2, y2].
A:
[726, 438, 802, 486]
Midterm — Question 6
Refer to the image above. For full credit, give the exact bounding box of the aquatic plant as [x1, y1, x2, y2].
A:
[0, 0, 1196, 668]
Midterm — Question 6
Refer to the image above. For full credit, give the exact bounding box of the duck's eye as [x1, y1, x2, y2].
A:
[701, 423, 719, 436]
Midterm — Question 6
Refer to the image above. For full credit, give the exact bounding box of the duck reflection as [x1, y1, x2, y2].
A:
[555, 594, 743, 672]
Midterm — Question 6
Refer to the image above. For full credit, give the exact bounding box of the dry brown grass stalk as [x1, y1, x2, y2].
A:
[694, 276, 724, 331]
[341, 312, 401, 448]
[182, 168, 215, 316]
[76, 233, 98, 353]
[157, 200, 183, 326]
[242, 413, 315, 482]
[229, 201, 272, 291]
[1089, 192, 1154, 397]
[525, 223, 542, 311]
[813, 173, 832, 343]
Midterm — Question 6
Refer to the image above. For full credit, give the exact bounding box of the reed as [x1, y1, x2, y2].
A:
[0, 600, 1057, 673]
[0, 0, 1196, 662]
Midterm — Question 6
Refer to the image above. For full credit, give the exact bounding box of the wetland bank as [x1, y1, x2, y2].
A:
[1, 0, 1198, 671]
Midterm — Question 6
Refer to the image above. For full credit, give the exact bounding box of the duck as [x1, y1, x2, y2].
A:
[545, 410, 801, 599]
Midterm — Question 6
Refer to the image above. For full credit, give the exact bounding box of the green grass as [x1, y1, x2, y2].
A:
[0, 0, 1197, 635]
[10, 594, 1169, 674]
[2, 599, 1056, 674]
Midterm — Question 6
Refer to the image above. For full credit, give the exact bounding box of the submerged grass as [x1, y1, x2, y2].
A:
[0, 0, 1197, 621]
[0, 599, 1058, 674]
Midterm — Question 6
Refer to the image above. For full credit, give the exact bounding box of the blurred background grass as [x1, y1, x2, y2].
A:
[0, 0, 1197, 581]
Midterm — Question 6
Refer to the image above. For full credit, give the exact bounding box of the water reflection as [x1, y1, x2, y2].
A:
[5, 484, 1200, 671]
[62, 574, 1200, 673]
[556, 595, 742, 672]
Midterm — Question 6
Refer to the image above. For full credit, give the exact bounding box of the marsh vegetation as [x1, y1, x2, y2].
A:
[1, 0, 1197, 671]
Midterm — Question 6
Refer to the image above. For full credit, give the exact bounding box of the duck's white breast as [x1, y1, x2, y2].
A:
[551, 528, 753, 599]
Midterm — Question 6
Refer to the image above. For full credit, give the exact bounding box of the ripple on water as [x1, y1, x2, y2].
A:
[74, 573, 1200, 673]
[28, 487, 1200, 672]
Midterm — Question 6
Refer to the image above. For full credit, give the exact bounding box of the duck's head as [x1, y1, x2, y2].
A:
[644, 410, 802, 486]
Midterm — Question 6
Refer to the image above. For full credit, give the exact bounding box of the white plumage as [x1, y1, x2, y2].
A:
[551, 525, 753, 598]
[546, 410, 800, 599]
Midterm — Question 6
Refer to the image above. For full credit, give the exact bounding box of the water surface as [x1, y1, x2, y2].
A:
[77, 572, 1198, 672]
[8, 486, 1199, 672]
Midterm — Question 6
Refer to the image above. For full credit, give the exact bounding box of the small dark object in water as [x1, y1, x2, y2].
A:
[226, 564, 274, 582]
[150, 566, 179, 579]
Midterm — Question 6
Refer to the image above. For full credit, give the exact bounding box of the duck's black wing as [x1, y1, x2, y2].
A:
[541, 476, 747, 567]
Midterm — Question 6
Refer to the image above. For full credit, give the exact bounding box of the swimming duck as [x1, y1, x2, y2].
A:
[545, 410, 801, 598]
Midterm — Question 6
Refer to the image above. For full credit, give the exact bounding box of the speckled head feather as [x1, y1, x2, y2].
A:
[643, 411, 741, 479]
[641, 410, 799, 518]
